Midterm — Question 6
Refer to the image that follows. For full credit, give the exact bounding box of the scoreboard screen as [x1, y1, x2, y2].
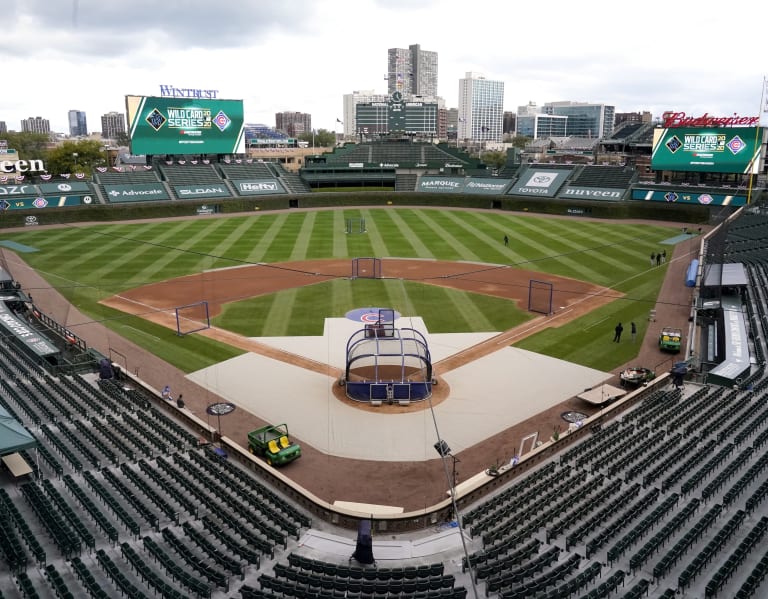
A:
[651, 126, 762, 173]
[126, 95, 245, 155]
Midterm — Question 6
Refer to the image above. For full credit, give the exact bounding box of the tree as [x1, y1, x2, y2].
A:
[481, 150, 507, 173]
[0, 131, 51, 159]
[297, 129, 336, 149]
[511, 135, 531, 149]
[45, 140, 108, 176]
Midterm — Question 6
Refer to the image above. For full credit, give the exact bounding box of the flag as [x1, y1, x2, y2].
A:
[336, 118, 343, 124]
[481, 126, 489, 132]
[458, 117, 466, 123]
[760, 77, 768, 128]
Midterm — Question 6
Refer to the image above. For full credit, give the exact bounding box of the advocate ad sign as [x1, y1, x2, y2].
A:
[651, 127, 762, 174]
[126, 95, 246, 155]
[104, 183, 170, 202]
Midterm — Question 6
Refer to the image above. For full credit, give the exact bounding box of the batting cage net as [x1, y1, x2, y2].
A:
[175, 300, 211, 336]
[528, 279, 554, 315]
[351, 257, 382, 279]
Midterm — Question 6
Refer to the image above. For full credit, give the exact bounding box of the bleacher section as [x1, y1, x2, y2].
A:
[568, 165, 636, 189]
[320, 141, 471, 168]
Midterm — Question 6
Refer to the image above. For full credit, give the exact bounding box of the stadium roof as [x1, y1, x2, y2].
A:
[702, 263, 748, 287]
[0, 406, 36, 455]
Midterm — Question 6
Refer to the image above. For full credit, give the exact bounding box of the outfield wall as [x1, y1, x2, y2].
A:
[0, 190, 724, 230]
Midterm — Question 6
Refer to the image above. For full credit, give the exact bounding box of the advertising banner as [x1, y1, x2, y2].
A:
[463, 178, 512, 194]
[0, 196, 88, 210]
[38, 181, 91, 194]
[0, 184, 39, 196]
[559, 187, 626, 200]
[631, 188, 747, 206]
[174, 185, 231, 199]
[416, 177, 465, 193]
[0, 302, 58, 357]
[126, 95, 246, 155]
[508, 169, 570, 197]
[232, 179, 286, 195]
[104, 183, 170, 202]
[651, 127, 762, 173]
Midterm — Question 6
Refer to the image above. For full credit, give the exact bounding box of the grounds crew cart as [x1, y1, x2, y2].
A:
[247, 423, 301, 466]
[659, 327, 682, 352]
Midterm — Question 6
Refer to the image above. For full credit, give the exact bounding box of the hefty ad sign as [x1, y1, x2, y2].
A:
[233, 179, 286, 195]
[126, 95, 245, 155]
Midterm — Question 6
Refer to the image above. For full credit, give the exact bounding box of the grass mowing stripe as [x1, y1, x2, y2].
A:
[288, 211, 317, 260]
[199, 216, 262, 268]
[262, 287, 299, 336]
[440, 210, 518, 262]
[471, 212, 529, 262]
[333, 211, 348, 257]
[441, 286, 497, 331]
[384, 210, 436, 259]
[410, 209, 483, 262]
[359, 209, 403, 258]
[512, 218, 610, 283]
[124, 219, 234, 285]
[244, 213, 291, 262]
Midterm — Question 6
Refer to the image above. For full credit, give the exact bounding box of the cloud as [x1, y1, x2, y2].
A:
[2, 0, 319, 58]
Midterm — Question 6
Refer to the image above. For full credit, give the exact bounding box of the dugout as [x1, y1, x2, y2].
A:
[697, 263, 752, 386]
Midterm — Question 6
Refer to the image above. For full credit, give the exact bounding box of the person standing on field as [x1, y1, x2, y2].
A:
[613, 322, 624, 342]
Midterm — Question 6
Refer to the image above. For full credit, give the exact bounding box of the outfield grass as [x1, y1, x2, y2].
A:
[213, 279, 533, 336]
[0, 208, 675, 372]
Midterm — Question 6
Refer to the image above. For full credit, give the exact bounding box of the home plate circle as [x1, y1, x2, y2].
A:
[345, 307, 402, 322]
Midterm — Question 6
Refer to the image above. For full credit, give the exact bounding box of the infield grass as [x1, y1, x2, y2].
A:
[0, 207, 677, 372]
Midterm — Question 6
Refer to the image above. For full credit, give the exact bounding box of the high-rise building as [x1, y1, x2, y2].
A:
[543, 101, 615, 138]
[21, 116, 50, 134]
[0, 121, 7, 134]
[68, 110, 88, 137]
[387, 44, 438, 98]
[275, 112, 312, 137]
[457, 72, 504, 142]
[101, 112, 126, 141]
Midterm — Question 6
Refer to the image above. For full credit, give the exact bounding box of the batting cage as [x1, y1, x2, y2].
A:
[343, 308, 433, 403]
[345, 217, 367, 234]
[528, 279, 554, 315]
[175, 300, 211, 336]
[351, 257, 382, 279]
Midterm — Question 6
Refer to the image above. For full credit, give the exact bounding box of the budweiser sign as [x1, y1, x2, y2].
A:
[662, 111, 759, 128]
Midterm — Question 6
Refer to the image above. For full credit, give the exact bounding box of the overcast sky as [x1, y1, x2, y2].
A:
[2, 0, 766, 134]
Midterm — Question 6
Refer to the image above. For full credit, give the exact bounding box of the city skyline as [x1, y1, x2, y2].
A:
[2, 0, 766, 135]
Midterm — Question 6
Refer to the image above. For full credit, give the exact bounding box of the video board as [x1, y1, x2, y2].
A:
[651, 127, 762, 174]
[126, 95, 245, 155]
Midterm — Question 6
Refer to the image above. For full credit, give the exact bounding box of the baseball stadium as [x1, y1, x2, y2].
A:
[0, 97, 767, 599]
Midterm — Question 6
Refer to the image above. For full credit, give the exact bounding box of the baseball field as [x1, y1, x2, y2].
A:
[0, 206, 677, 374]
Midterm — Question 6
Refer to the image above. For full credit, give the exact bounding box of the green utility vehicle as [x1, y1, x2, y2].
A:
[659, 327, 683, 352]
[247, 423, 301, 466]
